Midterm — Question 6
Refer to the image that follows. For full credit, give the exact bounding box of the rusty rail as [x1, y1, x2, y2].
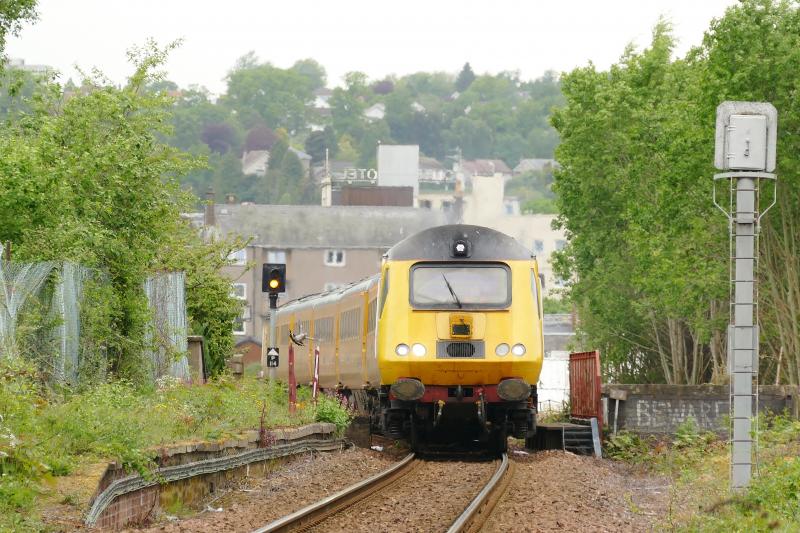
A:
[250, 453, 417, 533]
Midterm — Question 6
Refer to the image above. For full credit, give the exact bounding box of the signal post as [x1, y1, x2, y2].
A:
[713, 102, 778, 490]
[262, 263, 286, 381]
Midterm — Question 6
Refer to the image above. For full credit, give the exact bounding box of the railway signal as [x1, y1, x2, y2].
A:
[262, 263, 286, 380]
[713, 101, 778, 490]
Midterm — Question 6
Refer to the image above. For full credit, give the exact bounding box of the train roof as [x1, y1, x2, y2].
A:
[386, 224, 533, 261]
[277, 274, 380, 315]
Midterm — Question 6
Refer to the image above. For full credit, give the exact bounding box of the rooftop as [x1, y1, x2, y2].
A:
[215, 204, 451, 248]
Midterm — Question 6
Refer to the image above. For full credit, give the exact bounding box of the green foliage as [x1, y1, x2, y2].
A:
[223, 53, 315, 132]
[0, 42, 240, 381]
[313, 393, 354, 432]
[0, 0, 37, 56]
[543, 296, 571, 314]
[0, 358, 344, 530]
[604, 431, 650, 462]
[672, 417, 716, 451]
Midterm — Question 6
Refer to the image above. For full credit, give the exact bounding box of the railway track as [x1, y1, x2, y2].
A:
[251, 452, 511, 533]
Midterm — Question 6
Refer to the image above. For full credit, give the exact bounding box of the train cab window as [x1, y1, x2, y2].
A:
[410, 263, 511, 309]
[531, 270, 542, 320]
[378, 270, 389, 318]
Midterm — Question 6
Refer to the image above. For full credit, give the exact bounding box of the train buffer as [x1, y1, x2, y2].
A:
[527, 418, 602, 457]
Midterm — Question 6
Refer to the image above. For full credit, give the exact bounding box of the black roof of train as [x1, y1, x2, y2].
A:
[386, 224, 533, 261]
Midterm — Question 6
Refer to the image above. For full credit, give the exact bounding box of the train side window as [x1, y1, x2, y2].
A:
[378, 270, 389, 318]
[531, 270, 542, 320]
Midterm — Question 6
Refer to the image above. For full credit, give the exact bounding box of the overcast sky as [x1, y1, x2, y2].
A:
[7, 0, 739, 94]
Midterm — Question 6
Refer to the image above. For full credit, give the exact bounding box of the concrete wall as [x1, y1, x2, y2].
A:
[604, 384, 800, 434]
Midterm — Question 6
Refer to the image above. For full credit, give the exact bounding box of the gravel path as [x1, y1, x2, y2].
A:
[123, 447, 395, 533]
[483, 449, 669, 532]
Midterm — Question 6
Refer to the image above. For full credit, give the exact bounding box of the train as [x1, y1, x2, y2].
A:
[271, 224, 544, 452]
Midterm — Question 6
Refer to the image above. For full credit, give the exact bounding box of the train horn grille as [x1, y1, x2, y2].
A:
[436, 341, 485, 359]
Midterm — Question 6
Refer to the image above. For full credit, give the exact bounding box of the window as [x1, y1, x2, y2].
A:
[267, 250, 286, 263]
[531, 270, 542, 320]
[231, 283, 247, 300]
[231, 283, 247, 334]
[367, 299, 377, 332]
[410, 263, 511, 309]
[313, 316, 335, 342]
[533, 240, 544, 255]
[339, 308, 362, 339]
[539, 273, 546, 291]
[324, 249, 346, 266]
[378, 269, 389, 318]
[419, 199, 432, 209]
[441, 200, 453, 211]
[555, 239, 567, 251]
[505, 204, 514, 215]
[228, 248, 247, 265]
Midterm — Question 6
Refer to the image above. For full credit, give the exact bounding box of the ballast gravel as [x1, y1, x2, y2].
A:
[484, 449, 670, 532]
[123, 446, 396, 533]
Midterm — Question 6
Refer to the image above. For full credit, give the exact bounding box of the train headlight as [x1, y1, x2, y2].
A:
[395, 343, 410, 356]
[495, 343, 510, 356]
[412, 343, 426, 356]
[511, 343, 526, 356]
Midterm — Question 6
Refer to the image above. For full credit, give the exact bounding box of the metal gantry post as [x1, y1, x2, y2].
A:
[713, 101, 778, 490]
[731, 176, 756, 488]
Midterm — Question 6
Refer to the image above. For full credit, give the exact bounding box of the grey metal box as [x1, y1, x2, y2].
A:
[727, 114, 768, 170]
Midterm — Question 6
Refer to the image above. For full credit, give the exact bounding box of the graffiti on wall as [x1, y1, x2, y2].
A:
[632, 398, 729, 432]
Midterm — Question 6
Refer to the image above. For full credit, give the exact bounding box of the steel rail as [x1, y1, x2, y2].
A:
[446, 453, 510, 533]
[251, 452, 417, 533]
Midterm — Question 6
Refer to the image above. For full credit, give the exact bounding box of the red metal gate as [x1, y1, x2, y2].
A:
[569, 350, 602, 427]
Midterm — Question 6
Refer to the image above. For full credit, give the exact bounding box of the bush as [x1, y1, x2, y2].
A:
[313, 393, 354, 432]
[605, 431, 650, 462]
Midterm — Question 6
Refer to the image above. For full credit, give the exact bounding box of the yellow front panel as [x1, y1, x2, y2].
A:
[376, 260, 543, 387]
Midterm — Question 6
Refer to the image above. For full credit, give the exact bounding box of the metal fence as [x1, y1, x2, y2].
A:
[0, 256, 189, 384]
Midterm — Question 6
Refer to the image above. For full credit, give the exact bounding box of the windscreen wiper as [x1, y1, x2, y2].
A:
[441, 273, 462, 308]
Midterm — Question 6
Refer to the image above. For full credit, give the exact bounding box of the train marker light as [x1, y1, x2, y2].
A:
[511, 343, 526, 356]
[262, 263, 286, 294]
[395, 343, 410, 356]
[412, 343, 426, 356]
[452, 238, 470, 257]
[495, 343, 510, 356]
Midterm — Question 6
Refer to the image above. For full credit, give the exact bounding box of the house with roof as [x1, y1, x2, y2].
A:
[364, 102, 386, 121]
[514, 158, 558, 175]
[313, 88, 333, 109]
[241, 147, 312, 177]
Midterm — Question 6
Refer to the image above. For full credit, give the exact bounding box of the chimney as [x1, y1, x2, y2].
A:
[204, 186, 216, 227]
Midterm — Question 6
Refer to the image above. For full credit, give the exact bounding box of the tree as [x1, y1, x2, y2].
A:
[0, 42, 241, 381]
[245, 123, 277, 152]
[304, 125, 338, 164]
[201, 122, 238, 154]
[455, 62, 476, 92]
[290, 58, 327, 90]
[0, 0, 37, 57]
[372, 78, 394, 95]
[223, 57, 314, 132]
[446, 116, 493, 159]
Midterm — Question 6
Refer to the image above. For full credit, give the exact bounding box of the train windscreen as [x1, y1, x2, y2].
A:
[410, 263, 510, 309]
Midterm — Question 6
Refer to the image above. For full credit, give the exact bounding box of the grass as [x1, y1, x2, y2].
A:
[0, 357, 352, 532]
[605, 414, 800, 531]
